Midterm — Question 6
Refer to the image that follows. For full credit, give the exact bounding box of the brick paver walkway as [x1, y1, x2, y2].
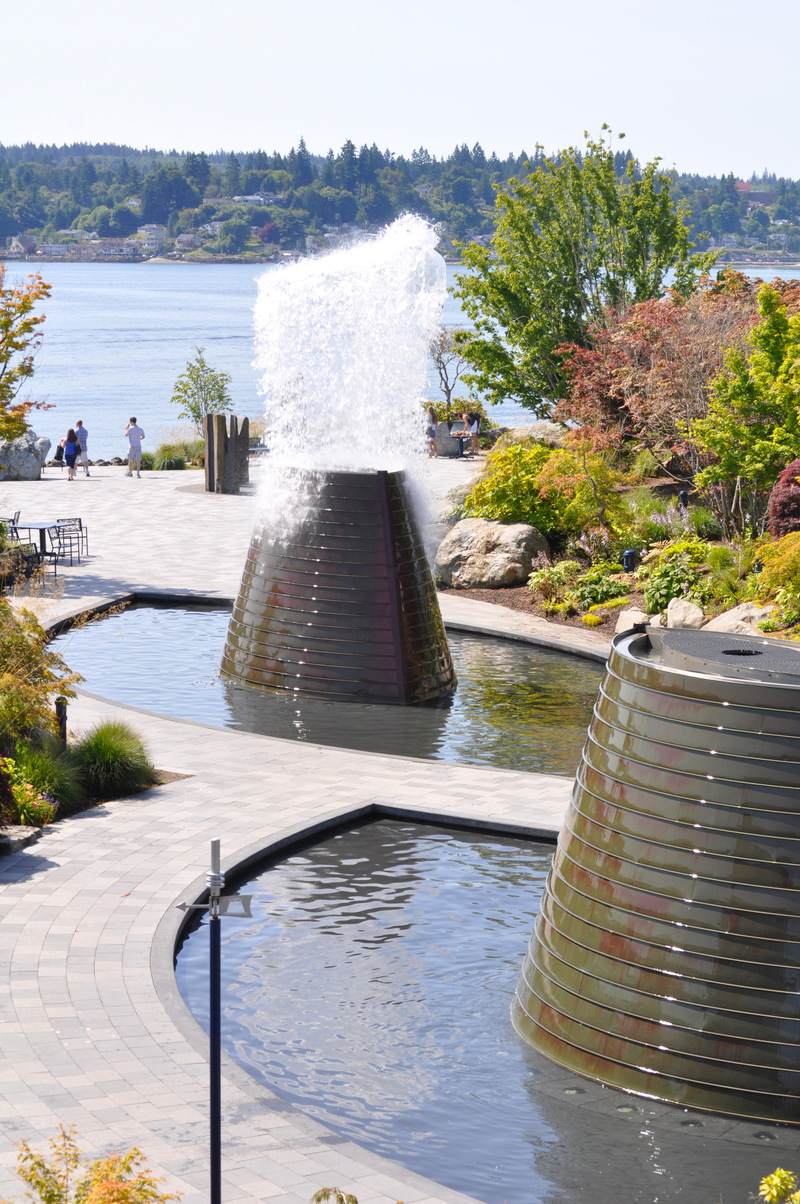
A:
[0, 463, 604, 1203]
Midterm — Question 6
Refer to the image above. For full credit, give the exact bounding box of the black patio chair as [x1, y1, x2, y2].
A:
[50, 522, 82, 566]
[56, 518, 88, 557]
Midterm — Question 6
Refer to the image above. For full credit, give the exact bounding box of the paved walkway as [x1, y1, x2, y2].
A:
[0, 463, 607, 1203]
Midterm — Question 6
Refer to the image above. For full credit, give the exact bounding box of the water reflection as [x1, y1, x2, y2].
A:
[176, 820, 800, 1204]
[52, 605, 603, 774]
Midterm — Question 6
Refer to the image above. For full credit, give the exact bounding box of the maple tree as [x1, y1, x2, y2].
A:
[0, 264, 51, 440]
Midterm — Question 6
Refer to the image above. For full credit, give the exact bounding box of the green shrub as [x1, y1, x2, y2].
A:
[528, 558, 581, 614]
[575, 565, 624, 609]
[0, 756, 59, 825]
[71, 721, 156, 800]
[581, 613, 604, 628]
[462, 443, 564, 532]
[14, 736, 86, 816]
[0, 598, 80, 745]
[153, 443, 187, 470]
[637, 539, 708, 614]
[140, 451, 154, 470]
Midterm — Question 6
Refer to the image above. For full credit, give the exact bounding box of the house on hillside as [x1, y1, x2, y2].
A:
[175, 233, 200, 250]
[8, 234, 36, 254]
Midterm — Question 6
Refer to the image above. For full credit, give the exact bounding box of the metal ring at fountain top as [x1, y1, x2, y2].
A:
[513, 625, 800, 1124]
[222, 467, 456, 705]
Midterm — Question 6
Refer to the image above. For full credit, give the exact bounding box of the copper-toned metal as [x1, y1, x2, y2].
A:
[513, 626, 800, 1124]
[221, 468, 455, 704]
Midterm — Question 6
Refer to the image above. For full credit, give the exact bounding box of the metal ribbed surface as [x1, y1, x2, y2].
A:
[221, 468, 455, 704]
[512, 626, 800, 1124]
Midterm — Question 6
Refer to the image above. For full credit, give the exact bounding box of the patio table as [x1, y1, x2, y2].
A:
[15, 521, 61, 554]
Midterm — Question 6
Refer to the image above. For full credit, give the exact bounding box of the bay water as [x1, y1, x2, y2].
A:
[12, 259, 528, 459]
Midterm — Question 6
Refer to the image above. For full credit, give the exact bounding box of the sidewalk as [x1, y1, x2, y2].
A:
[0, 463, 598, 1203]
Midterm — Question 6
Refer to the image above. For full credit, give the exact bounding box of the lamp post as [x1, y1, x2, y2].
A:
[179, 839, 251, 1204]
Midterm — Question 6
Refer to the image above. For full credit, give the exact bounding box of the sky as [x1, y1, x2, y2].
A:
[4, 0, 799, 179]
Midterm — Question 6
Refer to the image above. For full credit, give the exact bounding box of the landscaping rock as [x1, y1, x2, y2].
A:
[703, 601, 774, 635]
[505, 421, 566, 448]
[0, 431, 51, 480]
[666, 597, 705, 629]
[615, 606, 650, 634]
[436, 518, 549, 588]
[0, 826, 41, 855]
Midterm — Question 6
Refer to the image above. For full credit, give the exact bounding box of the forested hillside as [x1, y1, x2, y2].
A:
[1, 138, 798, 260]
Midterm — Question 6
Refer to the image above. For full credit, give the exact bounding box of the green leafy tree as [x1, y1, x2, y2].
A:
[140, 167, 200, 224]
[0, 264, 52, 439]
[170, 346, 233, 433]
[690, 284, 800, 535]
[454, 129, 716, 415]
[0, 597, 80, 744]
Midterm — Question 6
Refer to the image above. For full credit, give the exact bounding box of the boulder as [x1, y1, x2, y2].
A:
[615, 606, 650, 634]
[436, 518, 549, 589]
[666, 597, 705, 629]
[703, 601, 774, 635]
[0, 431, 51, 481]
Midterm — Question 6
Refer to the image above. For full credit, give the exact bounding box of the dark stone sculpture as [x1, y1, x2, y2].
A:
[222, 468, 456, 704]
[204, 414, 249, 494]
[513, 625, 800, 1124]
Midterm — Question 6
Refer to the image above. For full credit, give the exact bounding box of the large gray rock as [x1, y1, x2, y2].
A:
[666, 596, 705, 629]
[615, 606, 650, 634]
[703, 601, 774, 634]
[436, 518, 549, 588]
[0, 431, 51, 480]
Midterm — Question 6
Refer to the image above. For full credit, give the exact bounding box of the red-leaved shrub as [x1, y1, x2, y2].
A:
[768, 459, 800, 538]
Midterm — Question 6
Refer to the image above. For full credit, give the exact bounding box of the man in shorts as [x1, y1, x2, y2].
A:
[125, 418, 145, 478]
[75, 419, 90, 476]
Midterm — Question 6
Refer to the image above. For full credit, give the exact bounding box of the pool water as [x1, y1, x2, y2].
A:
[54, 604, 604, 773]
[175, 820, 797, 1204]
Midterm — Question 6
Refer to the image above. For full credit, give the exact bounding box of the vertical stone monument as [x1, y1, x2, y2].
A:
[204, 414, 249, 494]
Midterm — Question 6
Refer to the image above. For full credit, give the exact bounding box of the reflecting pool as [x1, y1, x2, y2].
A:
[175, 819, 797, 1204]
[53, 604, 603, 773]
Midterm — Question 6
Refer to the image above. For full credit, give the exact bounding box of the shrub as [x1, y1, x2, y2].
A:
[462, 443, 565, 532]
[0, 756, 58, 825]
[5, 1124, 181, 1203]
[581, 613, 604, 628]
[528, 557, 581, 614]
[140, 451, 154, 470]
[574, 565, 624, 609]
[758, 1167, 800, 1204]
[637, 539, 708, 614]
[14, 736, 86, 817]
[767, 458, 800, 538]
[71, 721, 156, 800]
[0, 598, 81, 746]
[152, 444, 186, 471]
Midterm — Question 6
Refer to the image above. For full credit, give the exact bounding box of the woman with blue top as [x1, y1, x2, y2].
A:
[61, 428, 79, 481]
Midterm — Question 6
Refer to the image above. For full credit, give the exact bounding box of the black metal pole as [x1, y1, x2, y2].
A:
[208, 839, 222, 1204]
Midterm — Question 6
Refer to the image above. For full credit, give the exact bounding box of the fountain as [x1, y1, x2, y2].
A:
[221, 217, 455, 704]
[513, 624, 800, 1124]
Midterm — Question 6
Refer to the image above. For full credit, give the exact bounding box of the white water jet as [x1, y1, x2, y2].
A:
[252, 214, 445, 538]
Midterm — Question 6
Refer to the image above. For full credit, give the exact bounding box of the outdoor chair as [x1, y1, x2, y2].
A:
[0, 511, 21, 527]
[50, 522, 82, 566]
[5, 526, 57, 580]
[57, 517, 88, 557]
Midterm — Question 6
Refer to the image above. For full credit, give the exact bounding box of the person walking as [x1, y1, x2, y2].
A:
[125, 418, 145, 478]
[75, 419, 90, 476]
[61, 428, 79, 481]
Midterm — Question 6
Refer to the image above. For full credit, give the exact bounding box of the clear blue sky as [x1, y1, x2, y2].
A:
[4, 0, 798, 178]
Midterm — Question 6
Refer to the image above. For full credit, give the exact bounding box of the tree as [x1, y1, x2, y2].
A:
[1, 1123, 180, 1203]
[556, 270, 759, 473]
[140, 167, 200, 224]
[453, 129, 717, 415]
[170, 347, 233, 433]
[429, 325, 468, 422]
[0, 264, 52, 440]
[690, 284, 800, 536]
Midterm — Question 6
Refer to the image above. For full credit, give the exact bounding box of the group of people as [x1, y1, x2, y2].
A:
[58, 418, 145, 480]
[425, 407, 480, 457]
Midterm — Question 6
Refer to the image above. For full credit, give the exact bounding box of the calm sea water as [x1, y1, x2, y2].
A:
[16, 258, 798, 460]
[13, 260, 528, 459]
